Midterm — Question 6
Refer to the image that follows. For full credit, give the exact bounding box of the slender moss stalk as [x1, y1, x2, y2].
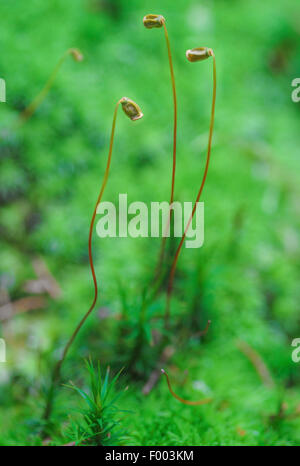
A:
[42, 97, 143, 425]
[164, 48, 217, 327]
[236, 340, 275, 389]
[143, 14, 178, 282]
[17, 48, 83, 126]
[161, 369, 212, 405]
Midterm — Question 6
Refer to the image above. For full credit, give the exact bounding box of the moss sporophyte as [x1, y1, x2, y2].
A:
[40, 16, 216, 429]
[17, 48, 83, 126]
[43, 97, 144, 425]
[164, 47, 216, 327]
[143, 14, 178, 285]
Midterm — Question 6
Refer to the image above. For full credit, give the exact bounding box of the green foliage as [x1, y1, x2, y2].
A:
[0, 0, 300, 446]
[65, 360, 128, 446]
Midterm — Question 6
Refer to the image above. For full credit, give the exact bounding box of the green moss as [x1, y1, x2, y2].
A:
[0, 0, 300, 446]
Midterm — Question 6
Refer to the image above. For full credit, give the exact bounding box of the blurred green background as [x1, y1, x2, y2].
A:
[0, 0, 300, 446]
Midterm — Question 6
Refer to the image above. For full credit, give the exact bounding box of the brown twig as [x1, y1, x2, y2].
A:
[23, 257, 61, 299]
[0, 296, 46, 321]
[236, 340, 275, 389]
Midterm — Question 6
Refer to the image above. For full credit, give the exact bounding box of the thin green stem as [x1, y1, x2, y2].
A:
[164, 51, 216, 327]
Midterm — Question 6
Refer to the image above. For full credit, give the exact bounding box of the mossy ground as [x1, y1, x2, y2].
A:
[0, 0, 300, 446]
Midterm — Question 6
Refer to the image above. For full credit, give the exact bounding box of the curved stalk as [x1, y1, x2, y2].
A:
[164, 50, 216, 327]
[161, 369, 212, 406]
[17, 48, 83, 125]
[43, 97, 143, 424]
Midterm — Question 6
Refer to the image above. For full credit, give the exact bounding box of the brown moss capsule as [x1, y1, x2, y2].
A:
[69, 48, 84, 62]
[143, 14, 165, 29]
[186, 47, 211, 63]
[120, 97, 143, 121]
